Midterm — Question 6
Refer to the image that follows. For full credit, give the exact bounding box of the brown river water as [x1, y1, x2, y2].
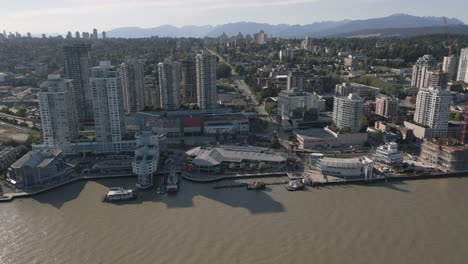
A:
[1, 177, 468, 264]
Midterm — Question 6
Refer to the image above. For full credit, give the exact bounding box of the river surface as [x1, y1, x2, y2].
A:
[1, 177, 468, 264]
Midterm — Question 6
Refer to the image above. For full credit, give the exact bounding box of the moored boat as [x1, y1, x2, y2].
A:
[285, 180, 304, 191]
[103, 187, 136, 202]
[247, 181, 266, 190]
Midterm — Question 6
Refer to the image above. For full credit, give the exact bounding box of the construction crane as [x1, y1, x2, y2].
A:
[443, 17, 458, 56]
[443, 17, 466, 143]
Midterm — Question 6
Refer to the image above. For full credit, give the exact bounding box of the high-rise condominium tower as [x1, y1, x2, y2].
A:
[457, 48, 468, 82]
[443, 55, 459, 81]
[180, 59, 197, 104]
[332, 93, 363, 133]
[195, 53, 217, 110]
[414, 87, 452, 138]
[90, 61, 126, 151]
[38, 74, 78, 153]
[63, 44, 93, 120]
[411, 54, 437, 89]
[120, 58, 145, 114]
[158, 58, 180, 111]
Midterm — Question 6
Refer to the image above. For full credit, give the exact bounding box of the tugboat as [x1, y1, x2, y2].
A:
[246, 181, 266, 190]
[166, 175, 179, 193]
[104, 187, 136, 202]
[165, 159, 179, 193]
[285, 180, 304, 191]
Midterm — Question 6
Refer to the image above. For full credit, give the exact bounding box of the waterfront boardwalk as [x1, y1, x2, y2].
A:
[0, 173, 136, 202]
[182, 171, 288, 182]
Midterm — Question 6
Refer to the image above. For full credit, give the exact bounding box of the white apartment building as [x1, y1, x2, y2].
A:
[332, 93, 363, 133]
[457, 48, 468, 82]
[278, 89, 319, 120]
[413, 87, 452, 138]
[90, 61, 126, 152]
[158, 58, 181, 111]
[279, 49, 294, 60]
[196, 53, 217, 110]
[38, 74, 78, 153]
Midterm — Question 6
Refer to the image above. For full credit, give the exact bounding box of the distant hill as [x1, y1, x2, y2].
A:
[328, 24, 468, 38]
[106, 14, 465, 39]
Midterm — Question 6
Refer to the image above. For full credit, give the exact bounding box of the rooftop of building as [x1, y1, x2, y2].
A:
[186, 146, 288, 167]
[10, 149, 62, 169]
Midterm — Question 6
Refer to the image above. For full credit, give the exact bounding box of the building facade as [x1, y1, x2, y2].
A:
[375, 96, 399, 119]
[287, 71, 304, 91]
[132, 132, 160, 189]
[420, 138, 468, 171]
[158, 58, 181, 111]
[63, 44, 93, 120]
[332, 93, 363, 133]
[143, 75, 160, 109]
[196, 53, 217, 110]
[457, 48, 468, 82]
[38, 74, 79, 153]
[443, 55, 459, 81]
[7, 150, 73, 189]
[412, 54, 437, 89]
[180, 59, 197, 104]
[278, 89, 319, 120]
[90, 61, 126, 152]
[120, 58, 145, 114]
[413, 87, 452, 138]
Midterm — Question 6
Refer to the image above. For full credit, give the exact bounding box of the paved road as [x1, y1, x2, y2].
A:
[208, 48, 272, 125]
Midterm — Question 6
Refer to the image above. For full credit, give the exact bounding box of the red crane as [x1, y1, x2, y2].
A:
[444, 17, 466, 143]
[443, 17, 458, 56]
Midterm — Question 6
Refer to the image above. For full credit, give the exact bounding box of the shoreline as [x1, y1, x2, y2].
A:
[1, 170, 468, 202]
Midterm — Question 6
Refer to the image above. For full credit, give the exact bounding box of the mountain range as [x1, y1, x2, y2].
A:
[106, 14, 466, 39]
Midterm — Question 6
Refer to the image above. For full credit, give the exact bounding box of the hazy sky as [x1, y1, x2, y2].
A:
[1, 0, 467, 34]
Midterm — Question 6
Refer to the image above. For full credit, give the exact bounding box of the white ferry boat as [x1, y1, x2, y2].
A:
[104, 187, 136, 202]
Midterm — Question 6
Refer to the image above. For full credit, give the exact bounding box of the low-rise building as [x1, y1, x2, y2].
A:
[186, 146, 288, 173]
[420, 138, 468, 172]
[373, 142, 404, 166]
[7, 150, 73, 188]
[294, 127, 368, 150]
[0, 145, 27, 171]
[317, 156, 374, 180]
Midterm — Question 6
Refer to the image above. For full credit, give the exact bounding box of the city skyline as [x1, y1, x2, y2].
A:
[1, 0, 467, 34]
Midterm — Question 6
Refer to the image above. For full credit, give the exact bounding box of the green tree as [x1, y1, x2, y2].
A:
[216, 64, 232, 79]
[223, 130, 229, 141]
[215, 131, 221, 141]
[229, 163, 236, 170]
[231, 129, 237, 140]
[240, 164, 247, 169]
[265, 103, 275, 115]
[270, 137, 281, 149]
[258, 162, 267, 170]
[361, 116, 368, 132]
[454, 112, 463, 121]
[250, 163, 257, 169]
[16, 108, 27, 117]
